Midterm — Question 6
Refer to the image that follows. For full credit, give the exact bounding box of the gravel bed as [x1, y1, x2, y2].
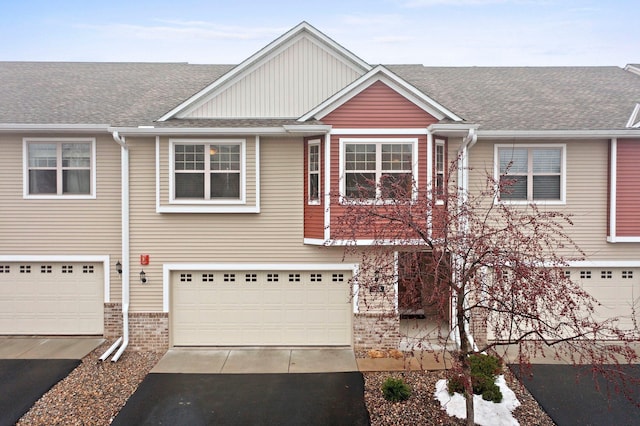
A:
[17, 343, 162, 425]
[364, 368, 556, 426]
[17, 344, 554, 425]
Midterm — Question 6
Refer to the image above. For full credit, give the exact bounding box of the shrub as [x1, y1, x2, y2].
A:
[382, 377, 411, 402]
[447, 353, 503, 403]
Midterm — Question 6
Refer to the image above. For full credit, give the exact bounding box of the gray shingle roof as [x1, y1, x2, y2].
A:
[1, 61, 640, 131]
[0, 62, 233, 126]
[388, 65, 640, 131]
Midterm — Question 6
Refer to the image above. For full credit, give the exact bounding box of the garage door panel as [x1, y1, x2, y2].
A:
[0, 262, 103, 335]
[172, 269, 352, 346]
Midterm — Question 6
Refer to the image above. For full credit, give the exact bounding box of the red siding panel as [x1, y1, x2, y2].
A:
[304, 137, 325, 239]
[323, 81, 438, 128]
[616, 140, 640, 236]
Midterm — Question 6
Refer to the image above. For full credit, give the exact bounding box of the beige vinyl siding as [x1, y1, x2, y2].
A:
[0, 134, 122, 302]
[185, 37, 363, 118]
[157, 137, 257, 208]
[469, 139, 640, 260]
[128, 136, 351, 312]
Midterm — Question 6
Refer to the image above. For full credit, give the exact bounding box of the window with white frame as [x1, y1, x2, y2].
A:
[497, 145, 564, 202]
[173, 141, 243, 200]
[435, 140, 445, 197]
[25, 139, 94, 196]
[343, 139, 416, 200]
[308, 141, 321, 204]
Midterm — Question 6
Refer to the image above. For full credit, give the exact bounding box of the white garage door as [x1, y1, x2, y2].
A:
[573, 267, 640, 332]
[172, 269, 352, 346]
[0, 262, 104, 334]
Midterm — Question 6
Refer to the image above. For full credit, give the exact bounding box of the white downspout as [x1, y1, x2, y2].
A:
[100, 131, 130, 362]
[451, 128, 478, 350]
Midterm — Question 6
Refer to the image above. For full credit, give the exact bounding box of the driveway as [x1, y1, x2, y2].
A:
[510, 364, 640, 426]
[0, 337, 103, 425]
[112, 348, 370, 425]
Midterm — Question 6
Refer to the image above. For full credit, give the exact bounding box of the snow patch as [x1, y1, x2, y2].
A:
[434, 375, 521, 426]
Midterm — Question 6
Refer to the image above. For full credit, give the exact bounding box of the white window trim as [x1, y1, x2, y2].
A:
[339, 137, 419, 205]
[23, 137, 96, 200]
[308, 139, 321, 205]
[169, 138, 246, 205]
[435, 139, 445, 205]
[494, 143, 566, 205]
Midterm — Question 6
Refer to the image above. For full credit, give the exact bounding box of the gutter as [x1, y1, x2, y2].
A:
[100, 131, 130, 362]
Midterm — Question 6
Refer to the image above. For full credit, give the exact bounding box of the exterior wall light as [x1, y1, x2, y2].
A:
[140, 269, 147, 284]
[116, 261, 122, 275]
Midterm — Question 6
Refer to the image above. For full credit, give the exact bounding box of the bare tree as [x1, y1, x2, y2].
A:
[333, 159, 639, 425]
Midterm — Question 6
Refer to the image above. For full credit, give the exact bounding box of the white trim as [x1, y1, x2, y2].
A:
[607, 236, 640, 243]
[0, 124, 110, 133]
[566, 260, 640, 267]
[23, 137, 97, 200]
[393, 252, 399, 314]
[478, 130, 640, 139]
[299, 66, 462, 122]
[157, 205, 260, 213]
[0, 255, 111, 303]
[626, 104, 640, 128]
[255, 136, 261, 213]
[331, 128, 429, 135]
[326, 239, 429, 246]
[324, 133, 332, 241]
[426, 131, 433, 237]
[155, 137, 161, 212]
[303, 238, 326, 245]
[307, 139, 321, 205]
[162, 262, 359, 313]
[158, 22, 370, 121]
[609, 138, 617, 242]
[109, 126, 329, 136]
[338, 137, 419, 203]
[494, 143, 567, 205]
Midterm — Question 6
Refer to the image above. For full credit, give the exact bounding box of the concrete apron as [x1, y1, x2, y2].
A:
[152, 347, 359, 374]
[0, 337, 104, 359]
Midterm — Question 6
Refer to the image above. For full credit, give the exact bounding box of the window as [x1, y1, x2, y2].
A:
[497, 145, 564, 203]
[173, 140, 243, 201]
[25, 139, 94, 197]
[308, 141, 321, 204]
[435, 140, 445, 197]
[342, 139, 416, 200]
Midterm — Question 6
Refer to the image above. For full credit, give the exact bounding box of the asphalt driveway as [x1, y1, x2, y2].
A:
[112, 372, 371, 426]
[510, 364, 640, 426]
[0, 337, 103, 425]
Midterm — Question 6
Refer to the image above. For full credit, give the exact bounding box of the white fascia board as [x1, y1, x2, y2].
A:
[111, 126, 299, 136]
[162, 261, 359, 312]
[158, 22, 371, 122]
[428, 123, 479, 136]
[0, 124, 111, 133]
[282, 124, 332, 134]
[607, 237, 640, 243]
[626, 103, 640, 128]
[624, 64, 640, 76]
[478, 129, 640, 139]
[566, 260, 640, 267]
[299, 66, 462, 122]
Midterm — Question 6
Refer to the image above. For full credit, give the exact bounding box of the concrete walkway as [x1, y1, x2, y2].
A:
[152, 347, 359, 374]
[0, 337, 104, 359]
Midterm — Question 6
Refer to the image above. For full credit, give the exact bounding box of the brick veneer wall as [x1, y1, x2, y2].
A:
[103, 303, 169, 352]
[354, 313, 401, 350]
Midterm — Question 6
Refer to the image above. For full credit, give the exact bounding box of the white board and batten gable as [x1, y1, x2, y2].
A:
[159, 22, 372, 120]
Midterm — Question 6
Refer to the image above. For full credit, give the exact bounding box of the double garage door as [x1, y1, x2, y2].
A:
[171, 269, 353, 346]
[0, 262, 104, 335]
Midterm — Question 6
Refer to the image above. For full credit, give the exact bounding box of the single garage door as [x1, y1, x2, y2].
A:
[0, 262, 104, 334]
[172, 269, 352, 346]
[573, 267, 640, 332]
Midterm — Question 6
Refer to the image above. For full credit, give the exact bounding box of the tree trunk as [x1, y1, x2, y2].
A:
[457, 287, 475, 426]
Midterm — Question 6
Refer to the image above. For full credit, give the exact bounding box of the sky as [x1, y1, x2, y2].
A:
[1, 0, 637, 67]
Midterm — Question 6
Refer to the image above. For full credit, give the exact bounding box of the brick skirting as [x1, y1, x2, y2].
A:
[103, 303, 169, 352]
[354, 313, 401, 350]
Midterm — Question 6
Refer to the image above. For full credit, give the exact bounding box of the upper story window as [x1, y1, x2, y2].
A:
[435, 140, 445, 198]
[172, 140, 244, 202]
[308, 141, 321, 205]
[497, 145, 565, 204]
[341, 138, 417, 201]
[24, 138, 95, 199]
